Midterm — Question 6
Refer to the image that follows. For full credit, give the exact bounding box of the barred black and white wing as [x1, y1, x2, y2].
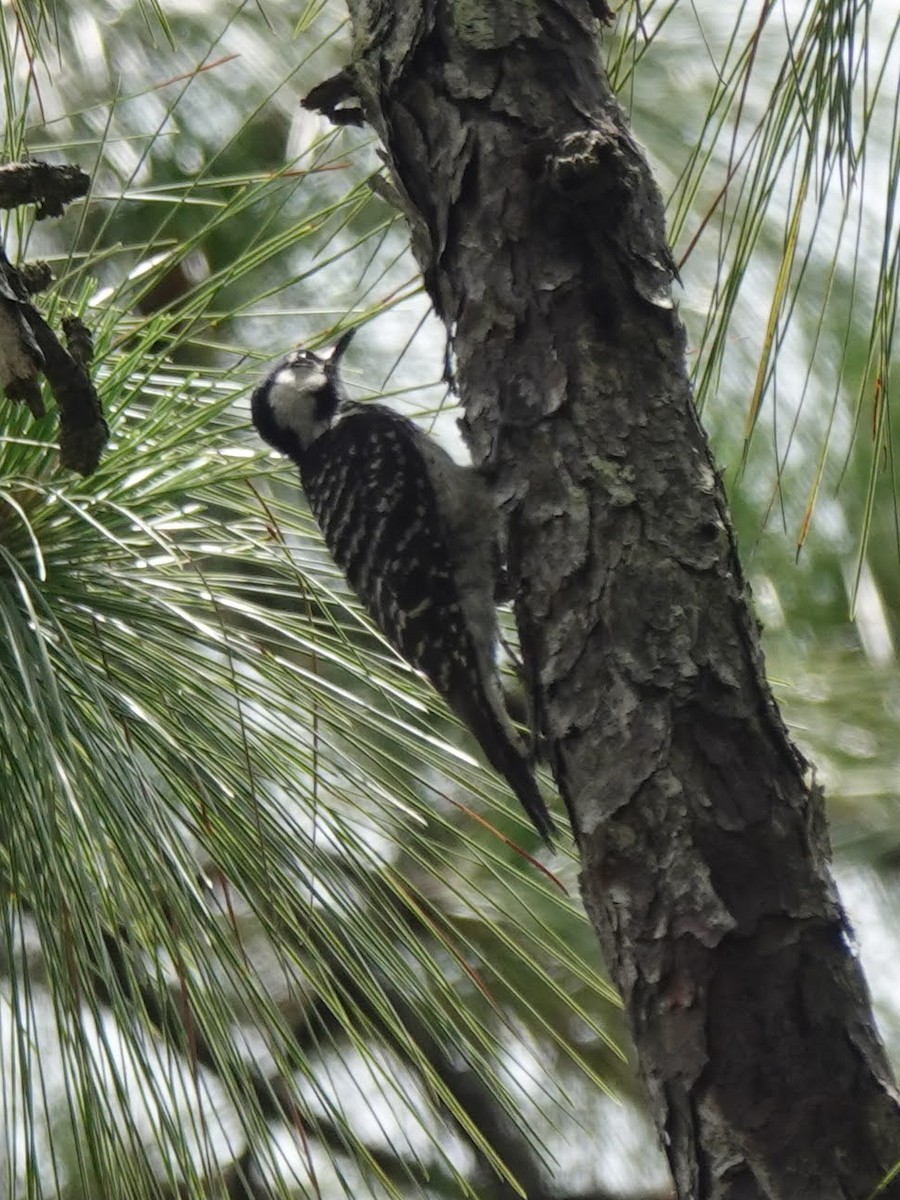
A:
[300, 403, 556, 846]
[301, 405, 462, 686]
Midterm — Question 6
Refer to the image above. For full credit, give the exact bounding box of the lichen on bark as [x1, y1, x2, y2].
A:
[307, 3, 900, 1195]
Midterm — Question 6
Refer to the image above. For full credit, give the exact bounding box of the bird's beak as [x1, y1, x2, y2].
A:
[330, 327, 356, 365]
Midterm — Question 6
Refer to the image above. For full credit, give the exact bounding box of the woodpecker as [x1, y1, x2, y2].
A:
[251, 329, 556, 847]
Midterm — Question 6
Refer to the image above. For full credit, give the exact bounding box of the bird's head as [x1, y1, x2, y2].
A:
[251, 327, 356, 460]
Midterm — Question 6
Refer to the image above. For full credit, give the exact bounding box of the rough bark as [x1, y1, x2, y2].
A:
[311, 2, 900, 1197]
[0, 162, 107, 475]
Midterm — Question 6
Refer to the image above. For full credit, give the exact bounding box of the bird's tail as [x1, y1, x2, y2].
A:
[450, 683, 556, 849]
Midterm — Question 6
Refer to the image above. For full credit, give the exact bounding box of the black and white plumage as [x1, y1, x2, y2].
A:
[251, 329, 556, 847]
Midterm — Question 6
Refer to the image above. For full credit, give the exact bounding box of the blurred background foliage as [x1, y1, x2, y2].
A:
[0, 1, 898, 1198]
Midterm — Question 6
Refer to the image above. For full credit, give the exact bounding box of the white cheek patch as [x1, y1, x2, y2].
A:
[267, 363, 327, 440]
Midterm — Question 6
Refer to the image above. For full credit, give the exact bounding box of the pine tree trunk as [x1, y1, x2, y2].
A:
[311, 3, 900, 1195]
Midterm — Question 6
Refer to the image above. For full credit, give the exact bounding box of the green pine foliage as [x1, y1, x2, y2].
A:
[2, 2, 899, 1198]
[0, 5, 630, 1198]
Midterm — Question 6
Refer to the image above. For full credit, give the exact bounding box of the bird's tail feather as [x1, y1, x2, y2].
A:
[450, 687, 556, 848]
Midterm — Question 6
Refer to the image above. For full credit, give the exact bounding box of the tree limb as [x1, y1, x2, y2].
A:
[323, 2, 900, 1196]
[0, 160, 89, 219]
